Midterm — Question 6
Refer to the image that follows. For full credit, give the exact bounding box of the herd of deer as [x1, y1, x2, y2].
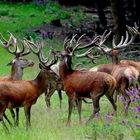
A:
[0, 25, 140, 131]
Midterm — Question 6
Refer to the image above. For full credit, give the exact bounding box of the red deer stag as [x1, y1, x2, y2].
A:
[90, 26, 140, 114]
[55, 34, 117, 125]
[120, 26, 140, 71]
[0, 40, 57, 130]
[46, 62, 89, 110]
[28, 39, 90, 110]
[24, 39, 64, 110]
[0, 33, 34, 126]
[120, 59, 140, 80]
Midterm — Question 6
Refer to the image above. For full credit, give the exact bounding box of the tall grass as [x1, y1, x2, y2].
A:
[1, 92, 140, 140]
[0, 1, 140, 140]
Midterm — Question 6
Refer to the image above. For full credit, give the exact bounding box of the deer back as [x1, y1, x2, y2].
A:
[120, 60, 140, 70]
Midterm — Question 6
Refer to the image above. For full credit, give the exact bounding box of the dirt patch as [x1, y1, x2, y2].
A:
[25, 19, 98, 41]
[25, 7, 114, 41]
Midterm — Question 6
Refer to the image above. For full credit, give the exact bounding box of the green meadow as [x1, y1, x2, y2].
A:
[0, 1, 140, 140]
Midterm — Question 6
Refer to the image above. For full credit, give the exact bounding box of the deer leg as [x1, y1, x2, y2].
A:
[113, 90, 119, 103]
[45, 87, 55, 109]
[15, 108, 19, 126]
[67, 94, 75, 126]
[76, 98, 82, 124]
[0, 106, 8, 131]
[106, 95, 117, 116]
[74, 99, 78, 110]
[45, 90, 50, 109]
[24, 105, 31, 130]
[58, 89, 62, 110]
[86, 97, 100, 124]
[3, 113, 13, 126]
[120, 85, 131, 115]
[124, 94, 131, 116]
[9, 109, 15, 123]
[0, 114, 8, 131]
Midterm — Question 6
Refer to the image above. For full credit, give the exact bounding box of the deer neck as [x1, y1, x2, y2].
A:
[11, 65, 23, 80]
[33, 70, 48, 93]
[59, 57, 73, 80]
[112, 49, 120, 65]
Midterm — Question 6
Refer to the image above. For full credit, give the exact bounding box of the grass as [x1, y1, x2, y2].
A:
[0, 1, 140, 140]
[1, 93, 140, 140]
[0, 3, 43, 35]
[0, 1, 93, 38]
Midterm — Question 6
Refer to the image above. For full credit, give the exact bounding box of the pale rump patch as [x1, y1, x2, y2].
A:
[124, 67, 139, 81]
[130, 66, 139, 80]
[89, 66, 98, 72]
[124, 68, 134, 78]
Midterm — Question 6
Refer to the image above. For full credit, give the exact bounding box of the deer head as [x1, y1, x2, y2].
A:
[24, 38, 58, 81]
[55, 34, 102, 69]
[7, 57, 34, 68]
[0, 32, 31, 58]
[97, 25, 140, 54]
[0, 33, 34, 80]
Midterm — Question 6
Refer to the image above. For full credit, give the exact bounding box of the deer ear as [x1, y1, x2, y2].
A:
[39, 63, 46, 69]
[39, 63, 42, 69]
[6, 60, 12, 66]
[6, 58, 16, 66]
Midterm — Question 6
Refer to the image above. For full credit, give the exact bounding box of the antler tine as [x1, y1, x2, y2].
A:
[76, 34, 86, 44]
[86, 54, 100, 64]
[75, 30, 111, 52]
[98, 30, 112, 47]
[123, 31, 135, 45]
[21, 40, 31, 56]
[64, 33, 94, 54]
[75, 35, 100, 51]
[74, 46, 94, 58]
[67, 34, 104, 63]
[68, 34, 77, 48]
[74, 46, 99, 64]
[24, 39, 44, 63]
[25, 38, 53, 66]
[0, 33, 9, 45]
[38, 46, 57, 68]
[8, 32, 21, 54]
[46, 50, 58, 67]
[37, 37, 50, 63]
[71, 34, 87, 53]
[2, 32, 25, 57]
[112, 30, 135, 50]
[94, 30, 112, 54]
[126, 25, 140, 36]
[73, 34, 86, 50]
[63, 36, 70, 50]
[0, 32, 30, 58]
[123, 31, 129, 44]
[68, 34, 84, 55]
[24, 39, 39, 53]
[42, 47, 53, 64]
[112, 34, 124, 48]
[0, 32, 18, 56]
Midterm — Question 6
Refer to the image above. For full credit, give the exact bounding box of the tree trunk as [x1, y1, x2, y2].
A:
[125, 0, 135, 26]
[95, 0, 107, 30]
[135, 0, 140, 30]
[110, 0, 126, 44]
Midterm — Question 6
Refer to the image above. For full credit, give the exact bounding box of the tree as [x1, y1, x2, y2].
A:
[110, 0, 126, 43]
